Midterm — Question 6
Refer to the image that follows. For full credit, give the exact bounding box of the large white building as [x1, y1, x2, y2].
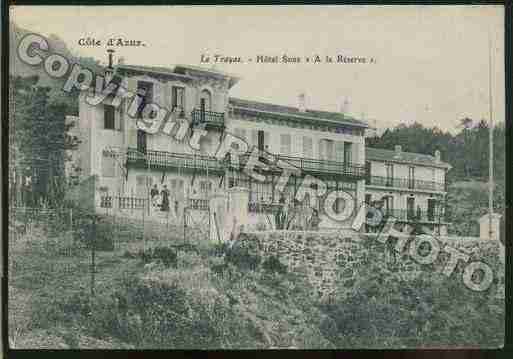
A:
[69, 57, 451, 234]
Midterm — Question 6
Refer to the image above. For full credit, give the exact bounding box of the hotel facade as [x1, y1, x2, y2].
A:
[68, 59, 451, 235]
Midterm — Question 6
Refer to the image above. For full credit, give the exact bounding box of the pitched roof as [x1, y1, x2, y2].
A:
[115, 64, 194, 81]
[366, 147, 451, 169]
[228, 97, 368, 128]
[115, 64, 239, 87]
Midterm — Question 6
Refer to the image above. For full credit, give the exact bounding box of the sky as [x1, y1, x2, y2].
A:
[11, 5, 505, 133]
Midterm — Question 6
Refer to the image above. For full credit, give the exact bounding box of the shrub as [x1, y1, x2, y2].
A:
[262, 256, 287, 275]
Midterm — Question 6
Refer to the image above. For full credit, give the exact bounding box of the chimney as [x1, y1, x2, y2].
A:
[435, 150, 441, 163]
[298, 93, 306, 112]
[105, 49, 115, 83]
[107, 49, 115, 69]
[118, 56, 125, 65]
[340, 98, 350, 114]
[394, 145, 402, 158]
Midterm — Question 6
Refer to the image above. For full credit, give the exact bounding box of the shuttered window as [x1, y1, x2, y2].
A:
[303, 136, 313, 158]
[280, 134, 291, 155]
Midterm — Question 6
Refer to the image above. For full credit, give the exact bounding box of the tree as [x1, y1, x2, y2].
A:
[9, 75, 80, 207]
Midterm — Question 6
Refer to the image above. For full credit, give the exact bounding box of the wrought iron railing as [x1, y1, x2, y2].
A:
[127, 148, 224, 172]
[188, 198, 209, 211]
[366, 176, 445, 192]
[248, 202, 283, 214]
[100, 195, 147, 210]
[127, 148, 367, 179]
[238, 152, 367, 179]
[382, 209, 449, 223]
[191, 108, 225, 127]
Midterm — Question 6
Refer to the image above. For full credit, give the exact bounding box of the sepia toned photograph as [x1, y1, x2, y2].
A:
[6, 5, 506, 350]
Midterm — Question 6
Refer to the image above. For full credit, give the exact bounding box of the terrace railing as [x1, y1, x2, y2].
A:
[382, 209, 448, 223]
[127, 148, 367, 179]
[238, 152, 367, 179]
[127, 148, 224, 173]
[191, 108, 225, 128]
[100, 195, 147, 210]
[188, 198, 209, 211]
[366, 176, 445, 192]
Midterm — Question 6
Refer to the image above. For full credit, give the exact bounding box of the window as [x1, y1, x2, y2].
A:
[303, 136, 313, 158]
[258, 130, 265, 152]
[407, 197, 415, 219]
[172, 86, 185, 113]
[384, 195, 394, 215]
[385, 163, 394, 187]
[251, 130, 259, 149]
[200, 181, 212, 194]
[427, 198, 436, 221]
[408, 167, 415, 189]
[200, 89, 212, 111]
[336, 141, 345, 163]
[280, 134, 291, 155]
[104, 105, 115, 130]
[344, 142, 353, 164]
[102, 153, 116, 177]
[136, 81, 153, 118]
[365, 161, 371, 184]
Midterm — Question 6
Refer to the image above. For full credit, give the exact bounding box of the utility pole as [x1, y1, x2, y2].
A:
[488, 31, 494, 239]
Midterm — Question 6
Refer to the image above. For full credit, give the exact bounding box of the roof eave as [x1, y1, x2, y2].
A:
[232, 105, 368, 129]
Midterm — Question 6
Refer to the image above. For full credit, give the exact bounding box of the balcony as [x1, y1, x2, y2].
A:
[382, 209, 449, 223]
[128, 148, 368, 180]
[238, 152, 367, 180]
[366, 176, 445, 192]
[127, 148, 224, 174]
[191, 108, 225, 130]
[248, 202, 283, 214]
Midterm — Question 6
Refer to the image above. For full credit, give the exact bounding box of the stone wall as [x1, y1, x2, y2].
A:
[237, 230, 505, 299]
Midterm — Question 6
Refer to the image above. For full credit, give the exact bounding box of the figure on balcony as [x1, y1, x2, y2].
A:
[161, 185, 170, 211]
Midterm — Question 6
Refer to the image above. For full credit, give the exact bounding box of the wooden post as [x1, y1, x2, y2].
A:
[90, 216, 96, 297]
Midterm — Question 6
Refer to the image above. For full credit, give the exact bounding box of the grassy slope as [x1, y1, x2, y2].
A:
[8, 226, 332, 349]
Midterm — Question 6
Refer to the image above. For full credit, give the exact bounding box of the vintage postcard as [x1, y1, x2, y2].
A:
[7, 5, 505, 350]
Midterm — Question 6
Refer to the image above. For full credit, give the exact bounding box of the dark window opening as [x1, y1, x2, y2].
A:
[104, 105, 115, 130]
[136, 81, 154, 118]
[172, 86, 185, 115]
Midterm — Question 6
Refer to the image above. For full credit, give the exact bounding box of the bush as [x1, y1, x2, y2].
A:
[262, 256, 287, 275]
[138, 246, 178, 267]
[224, 240, 261, 271]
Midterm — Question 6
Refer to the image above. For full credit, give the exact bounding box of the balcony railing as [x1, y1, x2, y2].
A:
[127, 148, 224, 173]
[128, 148, 368, 179]
[248, 202, 283, 214]
[188, 198, 209, 211]
[366, 176, 445, 192]
[191, 108, 225, 128]
[100, 195, 147, 209]
[238, 152, 367, 179]
[382, 209, 449, 223]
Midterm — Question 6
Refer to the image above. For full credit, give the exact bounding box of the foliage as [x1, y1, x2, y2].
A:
[9, 75, 80, 207]
[319, 251, 504, 348]
[367, 120, 505, 184]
